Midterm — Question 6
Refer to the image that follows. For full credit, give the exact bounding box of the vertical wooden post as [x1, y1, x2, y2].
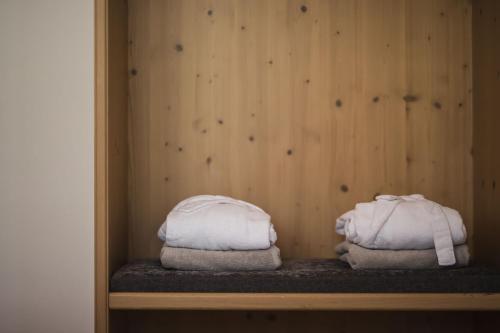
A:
[95, 0, 109, 332]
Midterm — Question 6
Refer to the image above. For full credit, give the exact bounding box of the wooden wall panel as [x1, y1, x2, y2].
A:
[106, 0, 130, 332]
[473, 0, 500, 267]
[405, 0, 474, 251]
[108, 0, 129, 275]
[128, 0, 473, 259]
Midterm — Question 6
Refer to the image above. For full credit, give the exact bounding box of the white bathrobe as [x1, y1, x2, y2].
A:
[336, 194, 467, 266]
[158, 195, 277, 251]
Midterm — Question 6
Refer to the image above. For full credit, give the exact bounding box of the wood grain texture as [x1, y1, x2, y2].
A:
[95, 0, 108, 332]
[108, 0, 129, 277]
[472, 0, 500, 268]
[127, 0, 473, 259]
[97, 1, 498, 332]
[114, 310, 500, 333]
[109, 292, 500, 311]
[96, 0, 129, 332]
[108, 0, 130, 331]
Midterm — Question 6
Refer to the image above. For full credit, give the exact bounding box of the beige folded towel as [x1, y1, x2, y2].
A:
[160, 245, 282, 271]
[335, 241, 470, 270]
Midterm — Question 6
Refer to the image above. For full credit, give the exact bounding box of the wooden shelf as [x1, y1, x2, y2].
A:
[109, 292, 500, 311]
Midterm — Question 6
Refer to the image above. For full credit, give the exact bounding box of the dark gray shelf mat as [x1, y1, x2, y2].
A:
[110, 259, 500, 293]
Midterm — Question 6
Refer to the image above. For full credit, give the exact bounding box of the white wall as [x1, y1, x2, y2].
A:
[0, 1, 94, 332]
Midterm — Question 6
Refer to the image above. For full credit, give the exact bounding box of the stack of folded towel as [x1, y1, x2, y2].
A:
[335, 194, 470, 270]
[157, 195, 282, 271]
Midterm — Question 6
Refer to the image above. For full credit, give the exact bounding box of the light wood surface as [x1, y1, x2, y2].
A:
[127, 0, 473, 259]
[96, 1, 500, 332]
[109, 292, 500, 311]
[96, 0, 129, 332]
[473, 0, 500, 268]
[94, 0, 108, 332]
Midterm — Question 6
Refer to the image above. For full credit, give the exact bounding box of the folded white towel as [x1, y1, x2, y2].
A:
[158, 195, 277, 251]
[335, 194, 467, 266]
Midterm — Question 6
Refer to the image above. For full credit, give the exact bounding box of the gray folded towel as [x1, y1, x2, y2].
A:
[335, 241, 470, 270]
[160, 245, 282, 271]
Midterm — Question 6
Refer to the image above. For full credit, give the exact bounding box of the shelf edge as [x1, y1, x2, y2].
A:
[109, 292, 500, 311]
